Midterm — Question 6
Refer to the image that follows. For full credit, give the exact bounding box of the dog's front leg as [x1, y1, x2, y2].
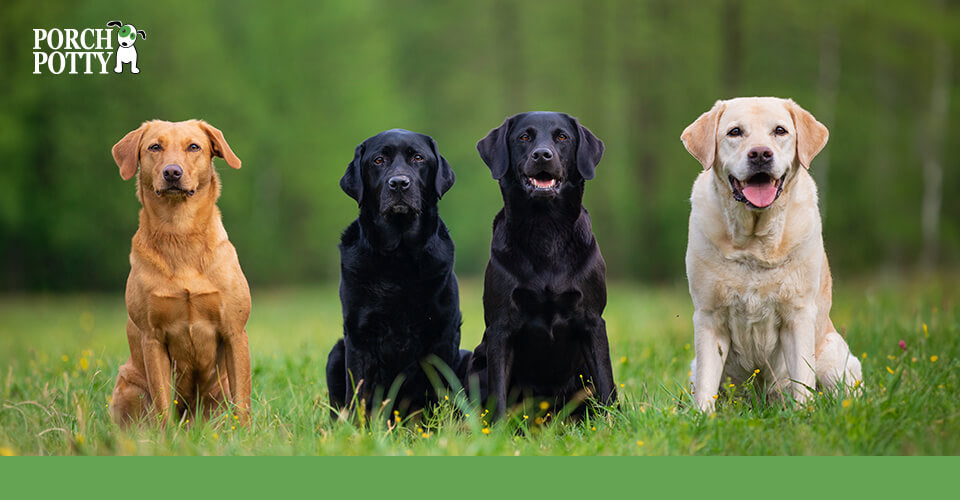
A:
[485, 327, 511, 419]
[781, 308, 817, 405]
[584, 318, 617, 405]
[141, 334, 172, 424]
[223, 329, 252, 423]
[693, 310, 729, 412]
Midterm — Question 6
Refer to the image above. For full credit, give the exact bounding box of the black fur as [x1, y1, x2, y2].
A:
[327, 129, 468, 418]
[467, 112, 616, 418]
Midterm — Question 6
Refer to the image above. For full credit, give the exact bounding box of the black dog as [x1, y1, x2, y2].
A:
[466, 112, 617, 418]
[326, 129, 469, 418]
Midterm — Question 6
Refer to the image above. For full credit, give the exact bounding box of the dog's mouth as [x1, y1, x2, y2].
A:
[155, 186, 195, 198]
[381, 202, 421, 219]
[729, 173, 785, 209]
[523, 171, 562, 197]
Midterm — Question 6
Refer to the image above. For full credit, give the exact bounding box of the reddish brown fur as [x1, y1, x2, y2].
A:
[109, 120, 251, 426]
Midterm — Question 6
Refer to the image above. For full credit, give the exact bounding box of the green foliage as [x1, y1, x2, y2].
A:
[1, 276, 957, 455]
[0, 1, 958, 290]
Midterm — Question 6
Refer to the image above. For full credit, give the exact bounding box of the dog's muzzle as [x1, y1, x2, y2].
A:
[728, 172, 785, 209]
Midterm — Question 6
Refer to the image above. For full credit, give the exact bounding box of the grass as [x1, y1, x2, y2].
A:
[0, 273, 958, 456]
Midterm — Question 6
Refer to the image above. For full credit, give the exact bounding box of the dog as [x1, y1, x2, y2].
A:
[326, 129, 469, 418]
[466, 112, 617, 419]
[107, 21, 145, 74]
[681, 97, 862, 412]
[109, 119, 251, 425]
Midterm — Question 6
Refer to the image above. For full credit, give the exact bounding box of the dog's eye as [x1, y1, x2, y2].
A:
[519, 133, 530, 142]
[727, 127, 742, 137]
[373, 156, 384, 165]
[774, 126, 788, 136]
[556, 133, 567, 142]
[412, 154, 424, 162]
[188, 143, 201, 152]
[148, 144, 162, 152]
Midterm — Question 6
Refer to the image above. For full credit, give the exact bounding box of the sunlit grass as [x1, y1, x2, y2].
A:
[0, 274, 958, 455]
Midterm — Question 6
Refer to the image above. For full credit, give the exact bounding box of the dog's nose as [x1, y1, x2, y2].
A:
[531, 147, 554, 162]
[747, 147, 773, 164]
[163, 164, 183, 182]
[388, 175, 411, 191]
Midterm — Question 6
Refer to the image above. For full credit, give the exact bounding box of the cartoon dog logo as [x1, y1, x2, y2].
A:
[107, 20, 146, 74]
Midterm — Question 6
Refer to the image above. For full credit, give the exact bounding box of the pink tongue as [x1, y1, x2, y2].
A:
[742, 182, 778, 207]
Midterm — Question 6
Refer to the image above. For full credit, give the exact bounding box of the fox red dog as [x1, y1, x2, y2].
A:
[109, 119, 252, 425]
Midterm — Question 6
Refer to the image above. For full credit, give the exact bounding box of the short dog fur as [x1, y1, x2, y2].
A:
[681, 97, 862, 412]
[326, 129, 469, 417]
[467, 112, 617, 418]
[109, 119, 251, 425]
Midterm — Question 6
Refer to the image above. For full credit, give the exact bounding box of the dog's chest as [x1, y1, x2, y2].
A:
[710, 267, 792, 372]
[147, 286, 223, 365]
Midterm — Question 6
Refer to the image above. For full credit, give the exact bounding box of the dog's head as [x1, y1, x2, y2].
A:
[477, 111, 603, 202]
[340, 129, 454, 222]
[112, 119, 241, 202]
[681, 97, 828, 210]
[107, 21, 146, 48]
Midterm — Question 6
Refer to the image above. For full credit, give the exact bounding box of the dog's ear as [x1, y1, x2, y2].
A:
[106, 20, 122, 28]
[787, 100, 829, 169]
[197, 121, 241, 169]
[571, 116, 604, 180]
[681, 100, 725, 170]
[477, 116, 513, 180]
[136, 30, 146, 40]
[112, 122, 148, 180]
[340, 142, 365, 204]
[427, 135, 455, 199]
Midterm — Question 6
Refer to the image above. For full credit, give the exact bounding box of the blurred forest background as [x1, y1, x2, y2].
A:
[0, 0, 957, 291]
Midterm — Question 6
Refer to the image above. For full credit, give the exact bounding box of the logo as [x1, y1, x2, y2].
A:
[106, 20, 146, 74]
[33, 20, 146, 75]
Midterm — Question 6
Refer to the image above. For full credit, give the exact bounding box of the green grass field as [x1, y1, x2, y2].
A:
[1, 274, 957, 456]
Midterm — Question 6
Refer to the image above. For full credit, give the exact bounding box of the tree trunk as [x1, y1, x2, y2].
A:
[921, 34, 952, 268]
[813, 21, 840, 217]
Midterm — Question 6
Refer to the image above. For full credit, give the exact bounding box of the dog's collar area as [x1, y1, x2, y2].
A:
[728, 173, 785, 209]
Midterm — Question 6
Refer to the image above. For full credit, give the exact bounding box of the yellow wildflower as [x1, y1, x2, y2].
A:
[712, 394, 718, 400]
[620, 383, 625, 388]
[0, 447, 16, 456]
[79, 358, 89, 371]
[923, 323, 928, 337]
[539, 401, 549, 410]
[886, 366, 895, 374]
[636, 440, 644, 447]
[842, 399, 851, 409]
[212, 433, 219, 440]
[861, 352, 867, 359]
[61, 355, 69, 362]
[481, 428, 490, 435]
[931, 355, 939, 363]
[620, 356, 627, 364]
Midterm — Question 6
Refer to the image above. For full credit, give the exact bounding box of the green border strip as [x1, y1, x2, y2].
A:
[2, 457, 956, 498]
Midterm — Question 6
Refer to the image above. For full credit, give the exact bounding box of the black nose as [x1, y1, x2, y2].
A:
[388, 175, 411, 191]
[531, 147, 554, 162]
[747, 147, 774, 165]
[163, 164, 183, 182]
